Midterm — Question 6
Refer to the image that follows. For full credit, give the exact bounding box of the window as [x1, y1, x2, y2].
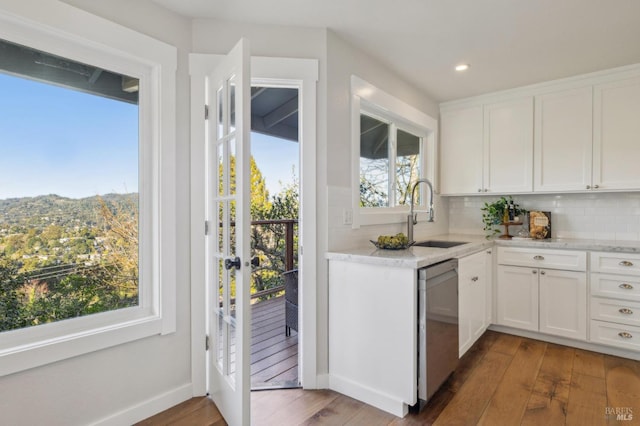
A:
[359, 112, 422, 208]
[0, 7, 176, 376]
[351, 76, 437, 227]
[0, 38, 140, 333]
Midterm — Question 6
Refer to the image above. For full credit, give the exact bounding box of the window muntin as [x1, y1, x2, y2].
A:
[359, 111, 423, 209]
[0, 38, 140, 334]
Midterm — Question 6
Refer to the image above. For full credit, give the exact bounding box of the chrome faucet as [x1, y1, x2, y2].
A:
[407, 178, 434, 244]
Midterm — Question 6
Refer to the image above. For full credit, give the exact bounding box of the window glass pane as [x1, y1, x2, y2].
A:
[359, 114, 389, 207]
[396, 129, 421, 206]
[0, 38, 139, 333]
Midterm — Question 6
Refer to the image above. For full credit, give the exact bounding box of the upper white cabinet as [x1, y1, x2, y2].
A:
[534, 87, 593, 192]
[440, 97, 533, 195]
[593, 77, 640, 191]
[440, 65, 640, 195]
[440, 105, 484, 194]
[484, 97, 534, 194]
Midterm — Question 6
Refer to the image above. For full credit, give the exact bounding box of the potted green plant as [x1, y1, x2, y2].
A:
[481, 196, 527, 239]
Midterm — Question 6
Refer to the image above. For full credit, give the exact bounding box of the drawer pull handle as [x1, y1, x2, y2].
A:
[533, 255, 545, 261]
[619, 261, 634, 267]
[619, 308, 634, 315]
[471, 276, 479, 282]
[618, 332, 633, 339]
[532, 270, 538, 274]
[540, 270, 546, 275]
[619, 283, 634, 290]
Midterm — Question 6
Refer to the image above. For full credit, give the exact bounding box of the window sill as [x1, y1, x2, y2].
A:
[0, 312, 165, 376]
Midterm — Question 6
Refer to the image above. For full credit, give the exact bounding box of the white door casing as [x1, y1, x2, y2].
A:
[189, 53, 319, 405]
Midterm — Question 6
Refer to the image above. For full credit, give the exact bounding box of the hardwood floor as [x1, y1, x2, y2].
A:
[137, 331, 640, 425]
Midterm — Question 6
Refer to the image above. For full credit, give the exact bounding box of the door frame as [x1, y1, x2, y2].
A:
[189, 54, 319, 396]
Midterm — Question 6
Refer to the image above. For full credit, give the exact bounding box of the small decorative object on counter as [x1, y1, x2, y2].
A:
[529, 211, 551, 239]
[481, 196, 527, 239]
[371, 233, 410, 250]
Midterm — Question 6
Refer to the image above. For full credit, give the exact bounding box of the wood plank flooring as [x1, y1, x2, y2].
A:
[137, 331, 640, 425]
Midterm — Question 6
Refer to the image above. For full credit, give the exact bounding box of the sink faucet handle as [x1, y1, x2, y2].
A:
[412, 213, 418, 225]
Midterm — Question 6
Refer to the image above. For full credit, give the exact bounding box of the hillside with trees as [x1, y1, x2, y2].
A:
[0, 157, 298, 333]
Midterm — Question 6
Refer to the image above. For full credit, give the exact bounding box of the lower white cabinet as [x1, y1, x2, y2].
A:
[459, 250, 492, 357]
[496, 248, 587, 340]
[496, 265, 539, 332]
[590, 251, 640, 351]
[539, 269, 587, 339]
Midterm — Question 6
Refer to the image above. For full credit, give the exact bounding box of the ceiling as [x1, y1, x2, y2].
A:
[151, 0, 640, 102]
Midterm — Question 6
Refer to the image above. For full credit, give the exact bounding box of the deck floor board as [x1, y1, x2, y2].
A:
[251, 295, 298, 389]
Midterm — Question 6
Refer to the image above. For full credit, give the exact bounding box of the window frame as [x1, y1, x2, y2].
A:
[351, 75, 438, 228]
[0, 5, 176, 376]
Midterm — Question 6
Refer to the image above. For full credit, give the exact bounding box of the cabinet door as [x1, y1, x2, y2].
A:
[440, 105, 484, 195]
[458, 251, 486, 357]
[593, 77, 640, 190]
[485, 249, 494, 327]
[539, 269, 587, 340]
[484, 97, 534, 193]
[497, 265, 538, 331]
[534, 87, 593, 192]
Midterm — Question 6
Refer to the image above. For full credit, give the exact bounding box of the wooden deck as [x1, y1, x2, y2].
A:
[251, 295, 299, 389]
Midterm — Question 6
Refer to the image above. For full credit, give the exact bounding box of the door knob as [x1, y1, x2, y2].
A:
[224, 257, 241, 270]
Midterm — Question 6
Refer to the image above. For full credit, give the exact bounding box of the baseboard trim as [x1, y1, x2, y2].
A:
[328, 373, 407, 418]
[91, 383, 193, 426]
[314, 373, 330, 389]
[489, 325, 640, 361]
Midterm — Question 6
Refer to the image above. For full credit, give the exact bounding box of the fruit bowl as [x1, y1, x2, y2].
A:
[370, 233, 410, 250]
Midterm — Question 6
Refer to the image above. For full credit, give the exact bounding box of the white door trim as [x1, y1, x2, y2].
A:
[189, 54, 319, 395]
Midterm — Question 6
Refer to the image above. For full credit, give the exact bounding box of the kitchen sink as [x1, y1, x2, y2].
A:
[412, 240, 468, 248]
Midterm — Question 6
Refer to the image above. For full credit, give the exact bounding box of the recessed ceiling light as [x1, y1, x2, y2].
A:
[455, 64, 470, 72]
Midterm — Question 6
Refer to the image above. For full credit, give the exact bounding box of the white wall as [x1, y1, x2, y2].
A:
[449, 192, 640, 241]
[325, 30, 446, 252]
[0, 1, 193, 425]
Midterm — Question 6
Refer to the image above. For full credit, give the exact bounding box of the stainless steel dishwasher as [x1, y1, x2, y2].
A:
[417, 258, 459, 406]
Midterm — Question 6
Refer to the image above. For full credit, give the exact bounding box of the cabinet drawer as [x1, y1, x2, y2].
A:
[590, 297, 640, 327]
[591, 252, 640, 276]
[591, 273, 640, 302]
[590, 320, 640, 351]
[497, 247, 586, 271]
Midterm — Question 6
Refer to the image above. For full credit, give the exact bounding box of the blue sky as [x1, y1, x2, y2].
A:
[251, 132, 298, 196]
[0, 72, 298, 200]
[0, 72, 138, 199]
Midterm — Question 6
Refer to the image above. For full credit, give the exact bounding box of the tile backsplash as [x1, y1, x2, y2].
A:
[448, 192, 640, 241]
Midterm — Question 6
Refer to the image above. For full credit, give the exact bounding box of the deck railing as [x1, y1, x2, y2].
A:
[225, 218, 298, 306]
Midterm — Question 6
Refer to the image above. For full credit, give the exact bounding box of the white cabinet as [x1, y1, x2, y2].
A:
[593, 77, 640, 190]
[590, 251, 640, 351]
[496, 265, 539, 332]
[496, 247, 587, 340]
[440, 105, 484, 195]
[484, 97, 534, 194]
[458, 249, 493, 357]
[440, 97, 533, 195]
[534, 86, 593, 192]
[440, 67, 640, 196]
[539, 269, 587, 339]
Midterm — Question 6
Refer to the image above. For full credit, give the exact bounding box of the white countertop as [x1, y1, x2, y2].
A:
[326, 234, 640, 269]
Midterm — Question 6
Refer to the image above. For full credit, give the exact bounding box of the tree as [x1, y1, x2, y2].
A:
[97, 195, 138, 299]
[250, 170, 299, 295]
